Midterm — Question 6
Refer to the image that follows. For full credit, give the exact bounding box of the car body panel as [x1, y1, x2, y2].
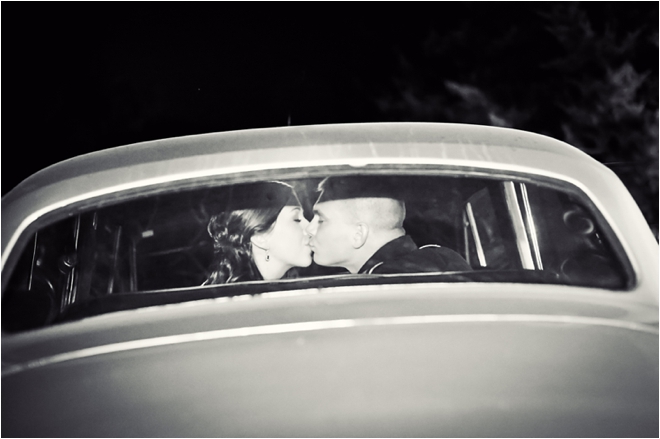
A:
[2, 284, 658, 368]
[2, 285, 659, 437]
[3, 283, 658, 408]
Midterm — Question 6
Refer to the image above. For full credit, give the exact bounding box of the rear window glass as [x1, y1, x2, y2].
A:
[2, 174, 631, 331]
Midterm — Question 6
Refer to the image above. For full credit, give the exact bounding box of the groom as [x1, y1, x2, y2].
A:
[306, 176, 471, 274]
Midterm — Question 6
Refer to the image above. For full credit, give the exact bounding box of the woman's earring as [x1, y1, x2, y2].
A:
[266, 250, 270, 262]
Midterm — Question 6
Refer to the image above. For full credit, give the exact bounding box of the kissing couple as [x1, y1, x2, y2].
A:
[204, 176, 470, 285]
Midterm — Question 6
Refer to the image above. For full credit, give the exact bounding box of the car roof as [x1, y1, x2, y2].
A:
[2, 122, 657, 298]
[3, 122, 592, 202]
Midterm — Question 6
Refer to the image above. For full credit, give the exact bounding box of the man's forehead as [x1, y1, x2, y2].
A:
[313, 199, 351, 215]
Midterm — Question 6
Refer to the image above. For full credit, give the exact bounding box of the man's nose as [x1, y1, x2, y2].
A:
[306, 218, 317, 236]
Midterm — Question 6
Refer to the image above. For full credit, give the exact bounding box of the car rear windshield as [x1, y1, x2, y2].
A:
[2, 174, 632, 332]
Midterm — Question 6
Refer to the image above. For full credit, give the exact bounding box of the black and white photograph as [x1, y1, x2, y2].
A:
[2, 3, 658, 437]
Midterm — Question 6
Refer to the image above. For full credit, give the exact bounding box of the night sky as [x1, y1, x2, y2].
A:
[4, 2, 658, 223]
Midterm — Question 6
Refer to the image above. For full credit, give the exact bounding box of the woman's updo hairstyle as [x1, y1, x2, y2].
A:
[204, 181, 300, 284]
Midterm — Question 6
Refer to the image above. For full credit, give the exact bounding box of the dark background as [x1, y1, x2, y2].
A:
[4, 3, 658, 236]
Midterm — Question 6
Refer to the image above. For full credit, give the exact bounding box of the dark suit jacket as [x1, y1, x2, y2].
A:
[358, 235, 472, 274]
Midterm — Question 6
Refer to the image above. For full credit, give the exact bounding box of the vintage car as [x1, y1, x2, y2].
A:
[2, 123, 658, 437]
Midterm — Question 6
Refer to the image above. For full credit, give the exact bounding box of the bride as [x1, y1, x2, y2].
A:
[204, 181, 312, 284]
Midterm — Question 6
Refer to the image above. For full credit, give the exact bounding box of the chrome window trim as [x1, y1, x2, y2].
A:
[465, 202, 487, 267]
[520, 183, 544, 270]
[503, 181, 536, 270]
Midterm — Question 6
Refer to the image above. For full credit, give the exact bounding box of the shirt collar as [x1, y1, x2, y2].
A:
[358, 235, 418, 274]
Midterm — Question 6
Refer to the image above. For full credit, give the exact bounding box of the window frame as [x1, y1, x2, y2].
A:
[2, 164, 637, 299]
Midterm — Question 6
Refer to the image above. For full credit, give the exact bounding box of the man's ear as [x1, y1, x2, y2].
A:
[351, 223, 368, 249]
[250, 233, 269, 250]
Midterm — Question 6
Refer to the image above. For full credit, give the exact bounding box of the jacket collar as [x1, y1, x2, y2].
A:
[358, 235, 418, 274]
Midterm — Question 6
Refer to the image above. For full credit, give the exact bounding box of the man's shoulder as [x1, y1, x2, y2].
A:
[369, 244, 472, 274]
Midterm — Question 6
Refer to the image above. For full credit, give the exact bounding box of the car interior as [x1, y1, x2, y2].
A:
[2, 174, 631, 332]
